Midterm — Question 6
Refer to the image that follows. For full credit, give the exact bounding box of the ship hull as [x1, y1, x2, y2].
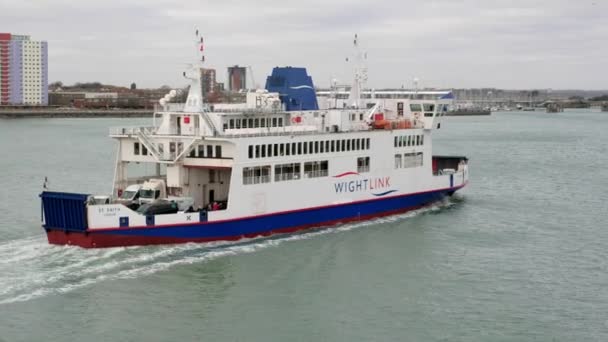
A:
[44, 185, 464, 248]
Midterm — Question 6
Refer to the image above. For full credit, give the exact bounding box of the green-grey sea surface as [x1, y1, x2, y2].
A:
[0, 110, 607, 341]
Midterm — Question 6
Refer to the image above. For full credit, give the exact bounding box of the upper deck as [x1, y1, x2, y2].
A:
[109, 90, 453, 142]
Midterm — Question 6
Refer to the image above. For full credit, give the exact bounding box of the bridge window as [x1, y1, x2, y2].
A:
[248, 145, 253, 159]
[278, 118, 283, 127]
[366, 138, 370, 149]
[215, 145, 222, 158]
[274, 144, 279, 157]
[134, 142, 140, 155]
[255, 145, 260, 158]
[275, 163, 301, 182]
[331, 140, 335, 152]
[261, 145, 266, 158]
[229, 119, 235, 129]
[272, 118, 277, 127]
[207, 145, 213, 158]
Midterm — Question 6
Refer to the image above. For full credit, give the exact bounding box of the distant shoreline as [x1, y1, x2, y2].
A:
[0, 109, 153, 118]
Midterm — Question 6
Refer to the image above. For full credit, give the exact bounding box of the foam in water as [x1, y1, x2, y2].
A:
[0, 199, 455, 305]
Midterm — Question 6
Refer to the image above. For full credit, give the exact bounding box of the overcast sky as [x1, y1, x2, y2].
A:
[2, 0, 606, 90]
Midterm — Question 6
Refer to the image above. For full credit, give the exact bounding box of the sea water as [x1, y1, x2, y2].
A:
[0, 111, 607, 341]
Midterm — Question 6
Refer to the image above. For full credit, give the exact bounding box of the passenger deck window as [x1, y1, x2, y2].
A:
[304, 160, 329, 178]
[275, 163, 301, 182]
[357, 157, 370, 173]
[394, 154, 402, 169]
[243, 165, 271, 185]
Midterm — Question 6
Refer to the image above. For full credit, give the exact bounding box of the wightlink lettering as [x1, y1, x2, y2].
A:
[334, 177, 391, 194]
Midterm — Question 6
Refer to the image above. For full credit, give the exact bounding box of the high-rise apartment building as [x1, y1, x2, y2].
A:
[0, 33, 48, 105]
[200, 68, 217, 97]
[227, 65, 247, 91]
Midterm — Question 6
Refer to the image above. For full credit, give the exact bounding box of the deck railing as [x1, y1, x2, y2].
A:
[109, 126, 158, 136]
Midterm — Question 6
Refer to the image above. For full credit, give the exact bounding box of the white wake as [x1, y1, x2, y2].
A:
[0, 198, 456, 305]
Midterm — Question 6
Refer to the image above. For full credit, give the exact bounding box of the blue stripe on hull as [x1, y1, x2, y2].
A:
[94, 188, 452, 239]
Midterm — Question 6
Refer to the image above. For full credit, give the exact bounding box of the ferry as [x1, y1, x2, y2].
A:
[40, 33, 469, 248]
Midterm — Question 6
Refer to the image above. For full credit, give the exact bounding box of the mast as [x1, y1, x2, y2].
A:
[346, 34, 368, 109]
[183, 29, 206, 113]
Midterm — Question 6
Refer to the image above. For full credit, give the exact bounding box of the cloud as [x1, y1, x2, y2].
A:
[1, 0, 606, 89]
